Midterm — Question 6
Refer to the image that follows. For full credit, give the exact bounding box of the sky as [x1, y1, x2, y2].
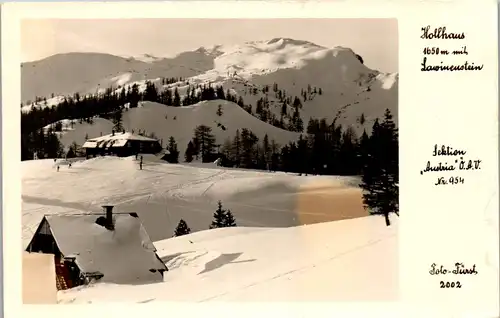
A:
[21, 19, 398, 73]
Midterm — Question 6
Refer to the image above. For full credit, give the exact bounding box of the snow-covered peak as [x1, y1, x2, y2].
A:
[201, 38, 325, 56]
[132, 53, 161, 63]
[266, 37, 325, 49]
[189, 39, 372, 84]
[196, 38, 324, 61]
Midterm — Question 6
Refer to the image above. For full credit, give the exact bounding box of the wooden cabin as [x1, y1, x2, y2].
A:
[25, 206, 167, 290]
[82, 131, 163, 158]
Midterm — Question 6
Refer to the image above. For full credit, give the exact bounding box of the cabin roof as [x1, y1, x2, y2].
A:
[28, 213, 166, 284]
[82, 132, 159, 149]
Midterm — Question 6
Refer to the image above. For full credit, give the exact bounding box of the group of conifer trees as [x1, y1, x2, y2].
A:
[173, 200, 236, 237]
[169, 108, 398, 226]
[21, 79, 325, 160]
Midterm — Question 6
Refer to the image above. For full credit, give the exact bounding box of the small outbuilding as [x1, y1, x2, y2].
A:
[25, 206, 167, 290]
[82, 131, 163, 158]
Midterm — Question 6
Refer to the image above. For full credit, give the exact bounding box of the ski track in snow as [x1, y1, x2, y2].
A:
[22, 157, 363, 248]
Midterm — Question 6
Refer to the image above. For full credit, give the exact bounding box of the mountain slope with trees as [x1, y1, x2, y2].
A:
[43, 100, 301, 159]
[21, 38, 397, 139]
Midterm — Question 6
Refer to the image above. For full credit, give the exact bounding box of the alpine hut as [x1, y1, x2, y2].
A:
[25, 206, 168, 290]
[82, 130, 163, 158]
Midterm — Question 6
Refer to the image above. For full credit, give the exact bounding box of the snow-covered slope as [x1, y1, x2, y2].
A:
[195, 38, 328, 79]
[22, 157, 365, 248]
[57, 215, 398, 303]
[22, 38, 398, 135]
[57, 100, 300, 155]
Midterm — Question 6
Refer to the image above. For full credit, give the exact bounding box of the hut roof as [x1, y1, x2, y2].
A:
[82, 132, 159, 149]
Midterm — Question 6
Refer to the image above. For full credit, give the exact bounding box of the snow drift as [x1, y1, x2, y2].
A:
[57, 215, 398, 303]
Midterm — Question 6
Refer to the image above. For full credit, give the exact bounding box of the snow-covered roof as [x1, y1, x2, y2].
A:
[29, 213, 166, 285]
[82, 132, 159, 149]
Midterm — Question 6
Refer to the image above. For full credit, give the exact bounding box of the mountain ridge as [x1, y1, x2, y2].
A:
[22, 37, 398, 149]
[22, 38, 397, 103]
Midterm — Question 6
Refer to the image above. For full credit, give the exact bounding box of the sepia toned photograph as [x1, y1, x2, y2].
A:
[20, 18, 399, 304]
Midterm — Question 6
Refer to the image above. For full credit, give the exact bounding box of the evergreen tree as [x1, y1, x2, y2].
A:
[129, 84, 140, 108]
[193, 125, 216, 162]
[357, 129, 370, 172]
[220, 137, 233, 166]
[166, 136, 180, 163]
[223, 210, 237, 227]
[216, 104, 223, 116]
[210, 201, 228, 229]
[119, 87, 127, 105]
[240, 128, 259, 168]
[45, 130, 65, 159]
[183, 86, 192, 106]
[338, 127, 358, 175]
[216, 86, 226, 100]
[255, 98, 264, 118]
[293, 96, 302, 109]
[359, 113, 366, 126]
[173, 219, 191, 237]
[112, 109, 124, 132]
[54, 122, 63, 132]
[359, 109, 398, 226]
[280, 101, 288, 117]
[173, 87, 181, 106]
[66, 141, 79, 158]
[184, 140, 196, 162]
[296, 134, 309, 174]
[191, 136, 200, 160]
[291, 108, 304, 132]
[262, 134, 271, 169]
[144, 81, 158, 102]
[237, 96, 244, 107]
[231, 129, 242, 167]
[165, 88, 173, 105]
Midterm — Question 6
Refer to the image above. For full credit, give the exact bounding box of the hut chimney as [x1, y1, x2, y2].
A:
[102, 205, 115, 230]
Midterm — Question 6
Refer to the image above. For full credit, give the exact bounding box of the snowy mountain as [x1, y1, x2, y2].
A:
[22, 38, 398, 140]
